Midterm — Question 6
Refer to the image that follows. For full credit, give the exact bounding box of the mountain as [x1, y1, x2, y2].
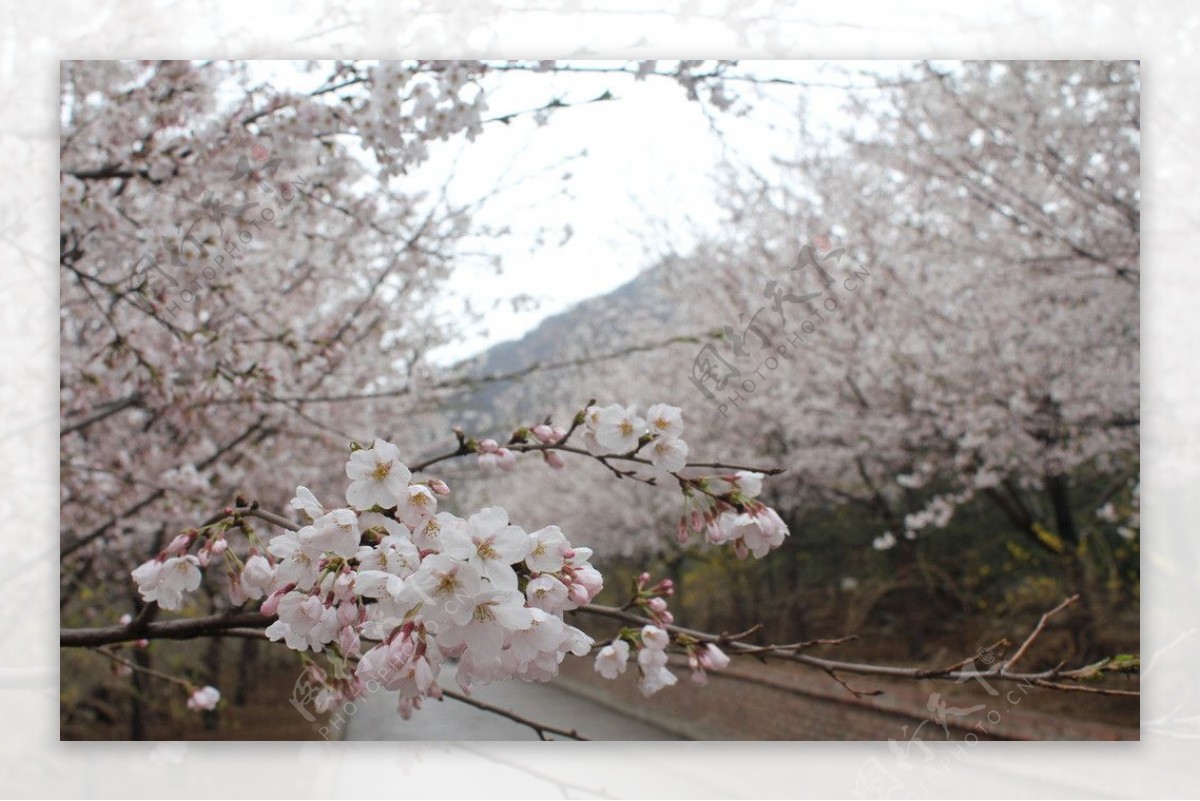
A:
[443, 258, 691, 428]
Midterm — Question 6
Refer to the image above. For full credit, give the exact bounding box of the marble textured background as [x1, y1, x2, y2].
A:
[8, 1, 1195, 796]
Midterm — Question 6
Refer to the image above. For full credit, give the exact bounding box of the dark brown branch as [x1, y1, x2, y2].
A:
[61, 612, 273, 648]
[61, 393, 144, 437]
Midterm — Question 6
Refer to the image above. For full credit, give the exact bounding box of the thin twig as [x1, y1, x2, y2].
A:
[575, 598, 1136, 697]
[922, 638, 1010, 677]
[1003, 594, 1079, 672]
[91, 646, 192, 689]
[1032, 679, 1139, 697]
[242, 506, 301, 532]
[440, 689, 589, 741]
[823, 667, 884, 699]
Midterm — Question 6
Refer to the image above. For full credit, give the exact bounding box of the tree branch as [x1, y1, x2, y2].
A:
[440, 689, 589, 741]
[61, 611, 274, 648]
[574, 597, 1136, 697]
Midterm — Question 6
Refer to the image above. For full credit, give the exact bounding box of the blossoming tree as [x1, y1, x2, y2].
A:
[470, 60, 1139, 651]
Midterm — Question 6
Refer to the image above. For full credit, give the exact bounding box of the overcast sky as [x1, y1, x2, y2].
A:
[416, 60, 866, 364]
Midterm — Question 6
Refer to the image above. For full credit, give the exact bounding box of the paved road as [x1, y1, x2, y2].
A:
[345, 663, 679, 741]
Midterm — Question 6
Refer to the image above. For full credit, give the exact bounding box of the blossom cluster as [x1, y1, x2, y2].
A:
[583, 402, 689, 472]
[186, 685, 221, 712]
[676, 470, 790, 559]
[363, 61, 489, 176]
[132, 439, 602, 718]
[594, 625, 731, 697]
[591, 572, 731, 696]
[473, 402, 689, 474]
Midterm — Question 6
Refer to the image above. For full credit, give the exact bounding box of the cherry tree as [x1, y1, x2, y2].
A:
[466, 61, 1139, 649]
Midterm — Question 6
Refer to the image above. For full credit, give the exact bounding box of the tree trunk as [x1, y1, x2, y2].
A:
[1046, 471, 1099, 659]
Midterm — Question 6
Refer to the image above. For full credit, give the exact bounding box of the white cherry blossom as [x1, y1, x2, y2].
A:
[132, 555, 202, 610]
[346, 440, 412, 511]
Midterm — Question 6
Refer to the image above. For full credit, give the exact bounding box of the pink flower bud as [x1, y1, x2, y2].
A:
[551, 425, 567, 441]
[638, 572, 651, 586]
[333, 571, 355, 601]
[568, 583, 590, 606]
[119, 613, 133, 626]
[543, 450, 565, 470]
[496, 447, 517, 471]
[337, 600, 359, 628]
[163, 533, 192, 557]
[187, 685, 221, 712]
[338, 625, 360, 656]
[260, 585, 292, 616]
[575, 565, 603, 599]
[479, 438, 499, 453]
[427, 478, 450, 496]
[389, 632, 418, 664]
[532, 424, 555, 443]
[209, 538, 228, 557]
[699, 643, 731, 671]
[648, 597, 669, 613]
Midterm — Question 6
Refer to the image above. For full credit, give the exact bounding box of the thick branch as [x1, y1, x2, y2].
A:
[60, 611, 273, 648]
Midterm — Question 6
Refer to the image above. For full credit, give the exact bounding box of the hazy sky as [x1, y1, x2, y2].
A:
[417, 60, 863, 364]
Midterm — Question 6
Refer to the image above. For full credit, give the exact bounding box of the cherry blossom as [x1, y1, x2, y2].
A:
[525, 575, 570, 612]
[346, 441, 412, 511]
[265, 591, 340, 652]
[594, 639, 631, 680]
[186, 686, 221, 712]
[289, 487, 325, 522]
[636, 646, 678, 697]
[297, 508, 361, 559]
[641, 624, 670, 651]
[689, 643, 732, 685]
[525, 525, 570, 573]
[442, 507, 531, 590]
[267, 533, 324, 590]
[648, 436, 689, 472]
[132, 555, 202, 611]
[229, 553, 275, 605]
[395, 484, 438, 527]
[591, 404, 646, 453]
[435, 587, 533, 660]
